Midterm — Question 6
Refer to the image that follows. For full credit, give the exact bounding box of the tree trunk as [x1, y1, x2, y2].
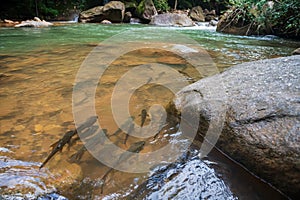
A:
[35, 0, 39, 17]
[174, 0, 177, 10]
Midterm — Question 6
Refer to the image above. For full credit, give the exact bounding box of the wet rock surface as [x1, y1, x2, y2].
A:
[128, 153, 236, 200]
[175, 55, 300, 198]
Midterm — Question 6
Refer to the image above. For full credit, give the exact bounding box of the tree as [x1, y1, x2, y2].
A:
[35, 0, 39, 17]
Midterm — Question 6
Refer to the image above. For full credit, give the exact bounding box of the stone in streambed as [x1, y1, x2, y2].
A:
[175, 55, 300, 198]
[34, 124, 44, 133]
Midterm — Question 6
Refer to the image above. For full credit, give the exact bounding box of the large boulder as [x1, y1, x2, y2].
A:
[136, 0, 157, 22]
[175, 56, 300, 198]
[79, 6, 104, 23]
[189, 6, 205, 22]
[102, 1, 125, 22]
[79, 1, 125, 23]
[150, 13, 194, 27]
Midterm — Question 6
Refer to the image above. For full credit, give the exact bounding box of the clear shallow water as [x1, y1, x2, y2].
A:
[0, 23, 298, 199]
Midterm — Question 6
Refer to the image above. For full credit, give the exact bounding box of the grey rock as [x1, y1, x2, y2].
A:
[129, 159, 236, 199]
[189, 6, 205, 22]
[150, 13, 194, 27]
[292, 48, 300, 55]
[136, 0, 157, 22]
[14, 18, 52, 27]
[123, 11, 132, 23]
[79, 6, 104, 23]
[175, 55, 300, 198]
[79, 1, 125, 23]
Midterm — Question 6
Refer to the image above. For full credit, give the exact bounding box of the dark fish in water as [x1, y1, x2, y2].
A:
[139, 109, 148, 127]
[40, 130, 77, 169]
[70, 124, 99, 146]
[100, 140, 146, 193]
[109, 116, 135, 137]
[76, 116, 98, 133]
[123, 123, 134, 144]
[40, 116, 98, 169]
[70, 146, 86, 163]
[69, 129, 108, 163]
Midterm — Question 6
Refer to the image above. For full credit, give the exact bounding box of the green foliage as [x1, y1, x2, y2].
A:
[0, 0, 88, 20]
[136, 0, 145, 16]
[39, 3, 59, 17]
[153, 0, 170, 11]
[228, 0, 300, 37]
[271, 0, 300, 37]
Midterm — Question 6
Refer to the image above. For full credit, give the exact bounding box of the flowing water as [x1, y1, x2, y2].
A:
[0, 23, 299, 199]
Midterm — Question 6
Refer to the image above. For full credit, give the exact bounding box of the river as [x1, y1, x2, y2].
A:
[0, 23, 299, 199]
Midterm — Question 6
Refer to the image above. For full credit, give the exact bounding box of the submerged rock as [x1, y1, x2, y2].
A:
[175, 55, 300, 198]
[150, 13, 194, 27]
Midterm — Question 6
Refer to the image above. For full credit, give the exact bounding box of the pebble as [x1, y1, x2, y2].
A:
[34, 124, 44, 132]
[44, 124, 61, 132]
[14, 125, 25, 131]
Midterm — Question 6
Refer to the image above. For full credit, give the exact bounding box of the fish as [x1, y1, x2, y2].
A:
[70, 124, 99, 146]
[123, 123, 134, 144]
[69, 146, 86, 163]
[76, 116, 98, 133]
[100, 140, 145, 193]
[40, 130, 77, 169]
[139, 109, 148, 127]
[69, 129, 108, 163]
[109, 116, 135, 137]
[39, 116, 98, 169]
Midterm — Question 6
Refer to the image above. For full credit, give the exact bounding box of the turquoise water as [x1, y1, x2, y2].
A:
[0, 23, 298, 199]
[1, 23, 298, 60]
